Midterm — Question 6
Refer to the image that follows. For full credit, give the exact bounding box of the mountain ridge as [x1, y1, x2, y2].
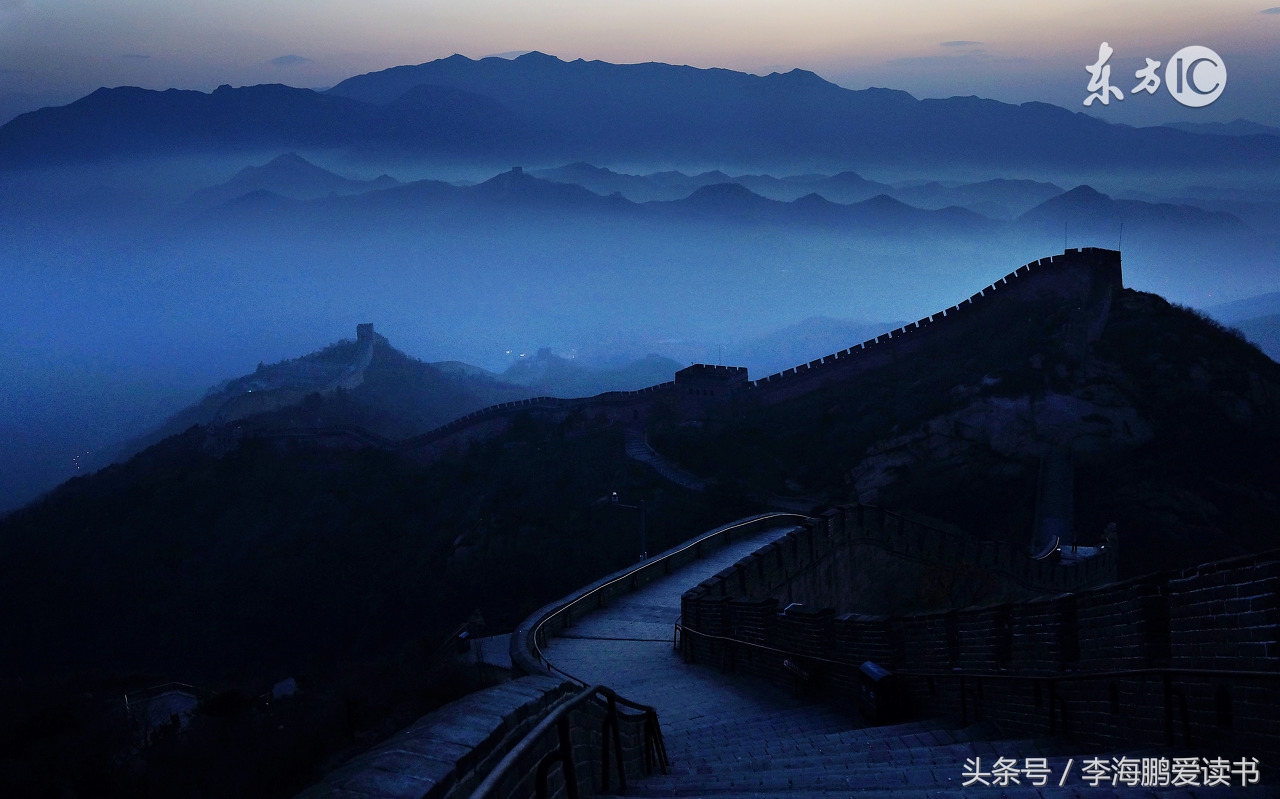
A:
[5, 53, 1279, 170]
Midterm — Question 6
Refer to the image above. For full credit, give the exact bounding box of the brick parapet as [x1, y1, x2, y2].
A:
[680, 523, 1280, 756]
[689, 504, 1117, 607]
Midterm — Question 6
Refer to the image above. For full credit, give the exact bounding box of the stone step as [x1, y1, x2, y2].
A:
[664, 714, 932, 743]
[665, 706, 855, 737]
[664, 716, 860, 747]
[663, 719, 993, 761]
[629, 744, 1213, 798]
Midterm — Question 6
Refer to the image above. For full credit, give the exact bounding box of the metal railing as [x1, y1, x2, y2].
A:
[481, 513, 807, 798]
[468, 683, 669, 799]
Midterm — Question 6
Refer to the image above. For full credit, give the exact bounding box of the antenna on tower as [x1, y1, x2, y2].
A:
[1118, 221, 1124, 250]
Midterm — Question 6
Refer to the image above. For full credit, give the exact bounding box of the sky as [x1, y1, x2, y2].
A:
[1, 1, 1278, 125]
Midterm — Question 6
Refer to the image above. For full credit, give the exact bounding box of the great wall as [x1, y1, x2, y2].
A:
[285, 247, 1278, 797]
[228, 246, 1122, 459]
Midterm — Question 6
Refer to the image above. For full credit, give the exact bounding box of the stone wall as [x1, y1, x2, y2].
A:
[681, 505, 1117, 621]
[680, 526, 1280, 756]
[293, 675, 577, 799]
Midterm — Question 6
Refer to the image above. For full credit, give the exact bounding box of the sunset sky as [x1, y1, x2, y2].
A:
[1, 0, 1278, 125]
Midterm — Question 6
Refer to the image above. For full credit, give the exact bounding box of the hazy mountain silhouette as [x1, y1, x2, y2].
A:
[1231, 315, 1280, 362]
[890, 178, 1063, 220]
[6, 53, 1280, 169]
[183, 152, 398, 211]
[1206, 292, 1280, 360]
[192, 167, 1002, 234]
[1162, 119, 1280, 138]
[1207, 291, 1280, 323]
[109, 328, 537, 462]
[0, 82, 540, 167]
[530, 164, 896, 204]
[1018, 185, 1251, 238]
[529, 164, 735, 202]
[326, 52, 1280, 169]
[731, 317, 908, 375]
[500, 349, 682, 397]
[529, 164, 1057, 218]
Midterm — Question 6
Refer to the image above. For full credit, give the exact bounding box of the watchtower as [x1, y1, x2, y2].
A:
[674, 363, 749, 418]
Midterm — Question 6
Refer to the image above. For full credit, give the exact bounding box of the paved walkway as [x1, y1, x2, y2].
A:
[539, 523, 1238, 798]
[544, 524, 821, 727]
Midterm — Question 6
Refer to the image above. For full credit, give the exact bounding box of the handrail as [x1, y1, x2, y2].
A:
[467, 683, 669, 799]
[514, 512, 811, 683]
[476, 513, 804, 797]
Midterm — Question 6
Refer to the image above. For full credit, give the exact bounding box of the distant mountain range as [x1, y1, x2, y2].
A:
[108, 328, 535, 461]
[1232, 315, 1280, 362]
[528, 164, 896, 204]
[1208, 291, 1280, 323]
[498, 349, 682, 397]
[1018, 184, 1251, 239]
[1206, 291, 1280, 362]
[183, 155, 1250, 245]
[181, 152, 399, 212]
[530, 164, 1063, 219]
[109, 326, 687, 464]
[4, 52, 1279, 170]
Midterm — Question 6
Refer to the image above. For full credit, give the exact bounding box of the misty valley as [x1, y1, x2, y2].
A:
[1, 50, 1278, 799]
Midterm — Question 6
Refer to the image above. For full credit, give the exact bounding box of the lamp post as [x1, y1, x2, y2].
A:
[608, 491, 648, 561]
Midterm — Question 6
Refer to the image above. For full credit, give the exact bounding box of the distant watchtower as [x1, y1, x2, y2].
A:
[675, 364, 749, 418]
[356, 323, 374, 343]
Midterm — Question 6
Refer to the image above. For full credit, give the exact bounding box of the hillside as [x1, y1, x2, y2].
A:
[108, 327, 538, 462]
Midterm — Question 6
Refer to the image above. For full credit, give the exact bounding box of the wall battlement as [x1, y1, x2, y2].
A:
[744, 247, 1122, 401]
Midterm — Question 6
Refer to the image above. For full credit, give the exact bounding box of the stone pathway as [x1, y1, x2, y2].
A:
[624, 428, 706, 491]
[540, 524, 1256, 798]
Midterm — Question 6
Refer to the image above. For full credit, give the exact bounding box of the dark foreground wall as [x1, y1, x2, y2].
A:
[681, 523, 1280, 757]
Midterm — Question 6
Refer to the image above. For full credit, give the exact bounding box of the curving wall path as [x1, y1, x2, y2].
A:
[296, 509, 1274, 798]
